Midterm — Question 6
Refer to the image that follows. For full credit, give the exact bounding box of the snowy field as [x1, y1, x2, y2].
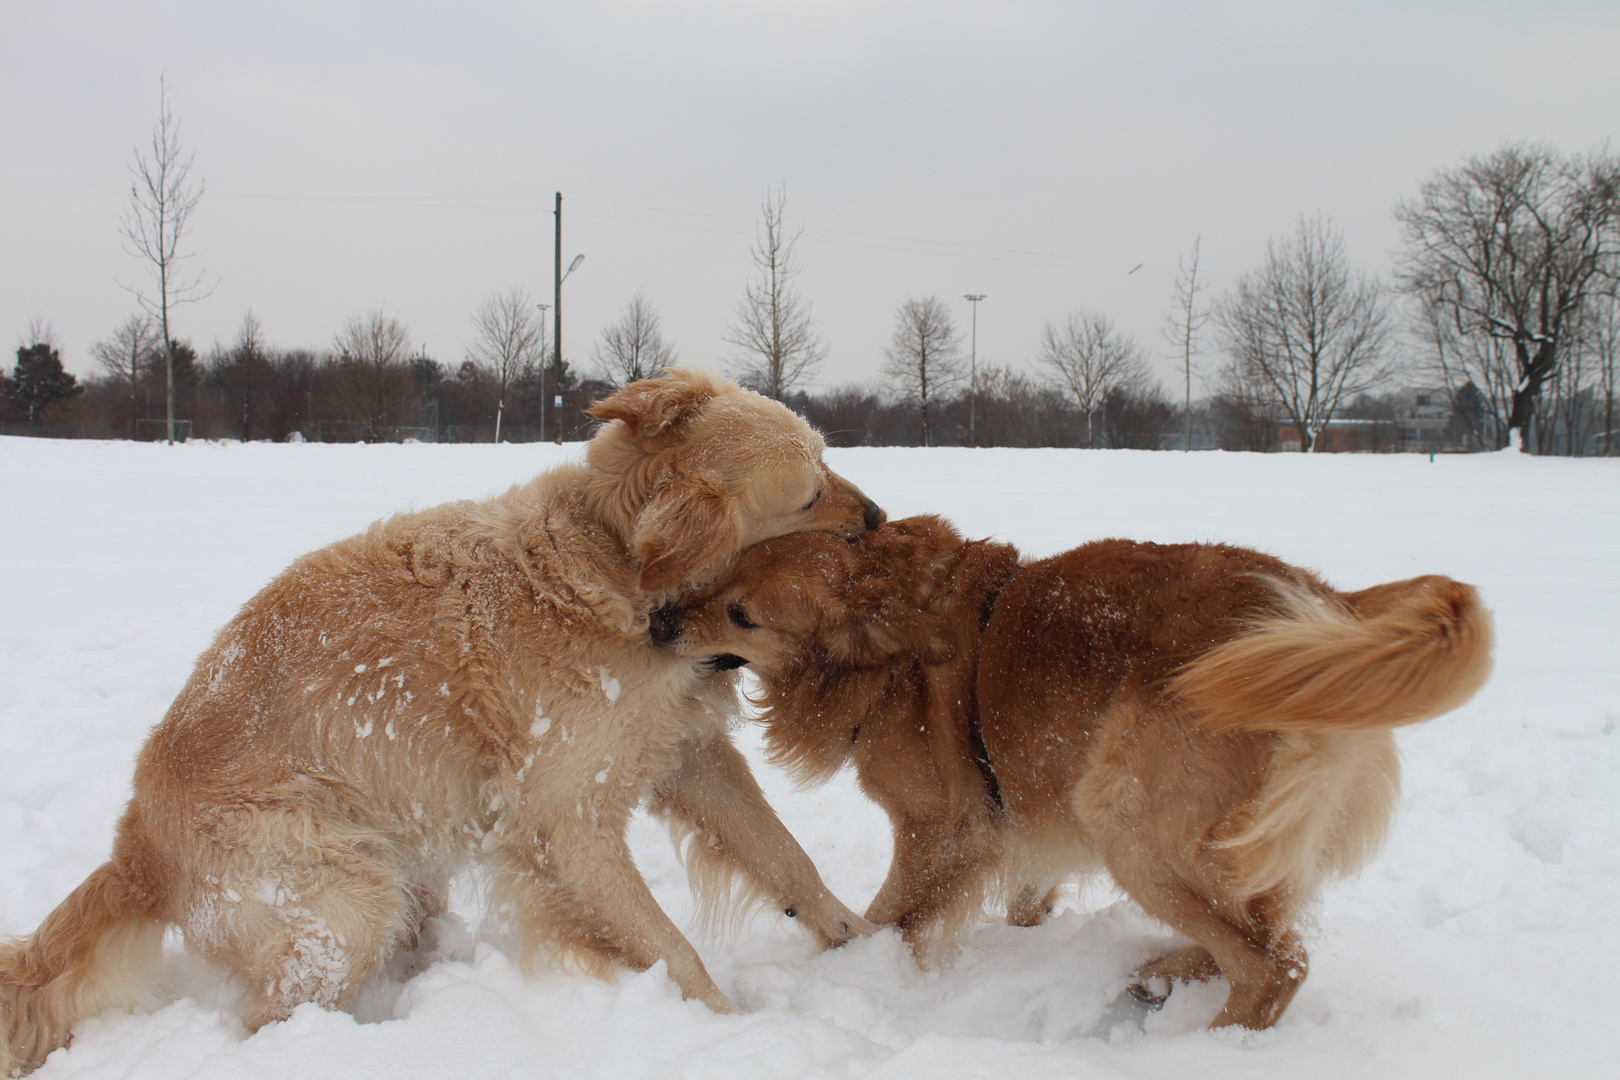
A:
[2, 436, 1618, 1079]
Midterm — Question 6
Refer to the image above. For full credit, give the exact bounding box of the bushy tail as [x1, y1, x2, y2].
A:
[1, 862, 165, 1075]
[1173, 575, 1493, 735]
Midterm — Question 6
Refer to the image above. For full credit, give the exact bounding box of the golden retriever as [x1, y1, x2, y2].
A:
[657, 514, 1493, 1029]
[1, 369, 882, 1074]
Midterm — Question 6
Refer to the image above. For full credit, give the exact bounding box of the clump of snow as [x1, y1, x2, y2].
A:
[598, 665, 622, 704]
[2, 437, 1617, 1078]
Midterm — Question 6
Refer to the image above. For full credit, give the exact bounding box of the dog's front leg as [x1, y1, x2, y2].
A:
[493, 821, 736, 1013]
[865, 814, 991, 961]
[649, 733, 876, 948]
[864, 816, 948, 930]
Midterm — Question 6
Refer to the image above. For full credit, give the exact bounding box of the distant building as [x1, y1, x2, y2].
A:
[1276, 388, 1470, 453]
[1278, 418, 1391, 453]
[1390, 387, 1461, 452]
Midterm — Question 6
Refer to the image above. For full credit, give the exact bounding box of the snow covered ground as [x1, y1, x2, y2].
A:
[2, 436, 1617, 1079]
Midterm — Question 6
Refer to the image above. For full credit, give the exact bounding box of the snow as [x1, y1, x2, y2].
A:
[2, 436, 1618, 1078]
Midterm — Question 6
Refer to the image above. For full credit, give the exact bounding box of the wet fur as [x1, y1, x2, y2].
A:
[665, 515, 1493, 1029]
[0, 369, 882, 1075]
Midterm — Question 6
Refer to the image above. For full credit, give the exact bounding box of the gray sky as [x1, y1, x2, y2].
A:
[3, 1, 1616, 395]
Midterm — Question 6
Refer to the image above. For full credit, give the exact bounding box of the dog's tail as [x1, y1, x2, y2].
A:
[1173, 575, 1493, 735]
[1, 860, 166, 1075]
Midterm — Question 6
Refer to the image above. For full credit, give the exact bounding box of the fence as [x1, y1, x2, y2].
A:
[1, 419, 569, 444]
[1, 421, 129, 440]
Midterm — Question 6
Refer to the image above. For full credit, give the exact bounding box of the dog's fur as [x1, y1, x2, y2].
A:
[0, 369, 884, 1075]
[660, 515, 1493, 1029]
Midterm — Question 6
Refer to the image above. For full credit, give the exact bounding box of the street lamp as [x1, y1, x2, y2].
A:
[964, 294, 986, 443]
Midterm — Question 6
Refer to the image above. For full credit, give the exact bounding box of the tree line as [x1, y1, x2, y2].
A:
[1, 305, 616, 444]
[5, 77, 1617, 455]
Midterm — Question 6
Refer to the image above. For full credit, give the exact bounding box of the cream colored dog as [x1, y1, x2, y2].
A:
[0, 369, 881, 1074]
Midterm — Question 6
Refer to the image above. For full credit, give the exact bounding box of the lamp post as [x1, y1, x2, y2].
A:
[964, 294, 986, 443]
[553, 191, 585, 444]
[536, 303, 550, 441]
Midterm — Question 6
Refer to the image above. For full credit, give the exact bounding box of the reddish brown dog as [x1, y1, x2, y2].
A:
[658, 515, 1493, 1029]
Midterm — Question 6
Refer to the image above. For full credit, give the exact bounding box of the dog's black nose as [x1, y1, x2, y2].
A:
[863, 498, 885, 533]
[649, 604, 680, 644]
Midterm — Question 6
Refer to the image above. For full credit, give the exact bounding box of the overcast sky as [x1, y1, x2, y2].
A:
[3, 1, 1616, 395]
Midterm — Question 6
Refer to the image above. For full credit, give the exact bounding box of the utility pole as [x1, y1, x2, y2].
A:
[554, 192, 563, 445]
[536, 303, 550, 441]
[964, 294, 986, 443]
[552, 192, 584, 444]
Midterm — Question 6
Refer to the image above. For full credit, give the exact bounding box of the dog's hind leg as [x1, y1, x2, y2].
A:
[1121, 879, 1307, 1029]
[1005, 883, 1060, 927]
[188, 839, 412, 1031]
[1127, 945, 1220, 1006]
[649, 733, 874, 948]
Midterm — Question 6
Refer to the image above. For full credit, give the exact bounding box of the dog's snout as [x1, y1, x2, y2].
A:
[862, 497, 886, 533]
[648, 604, 680, 645]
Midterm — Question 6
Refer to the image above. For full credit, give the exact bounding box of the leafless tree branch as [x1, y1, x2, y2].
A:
[1394, 143, 1620, 448]
[592, 292, 678, 388]
[1038, 310, 1151, 447]
[881, 296, 964, 446]
[118, 74, 215, 443]
[1215, 214, 1394, 452]
[724, 187, 826, 399]
[468, 288, 547, 440]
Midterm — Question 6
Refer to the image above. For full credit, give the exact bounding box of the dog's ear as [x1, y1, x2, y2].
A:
[861, 525, 958, 608]
[633, 469, 740, 594]
[821, 581, 955, 668]
[588, 369, 716, 442]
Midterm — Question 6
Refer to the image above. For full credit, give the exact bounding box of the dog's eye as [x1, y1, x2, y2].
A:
[727, 604, 759, 630]
[800, 489, 822, 512]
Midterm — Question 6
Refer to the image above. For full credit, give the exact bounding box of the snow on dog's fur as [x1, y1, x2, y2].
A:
[0, 369, 881, 1075]
[659, 515, 1492, 1030]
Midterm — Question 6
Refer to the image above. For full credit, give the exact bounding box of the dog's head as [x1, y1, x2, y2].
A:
[652, 515, 966, 676]
[586, 368, 884, 595]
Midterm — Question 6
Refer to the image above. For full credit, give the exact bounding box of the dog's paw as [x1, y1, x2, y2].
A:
[800, 905, 879, 949]
[1127, 976, 1171, 1009]
[696, 986, 739, 1014]
[1084, 985, 1165, 1039]
[827, 912, 880, 947]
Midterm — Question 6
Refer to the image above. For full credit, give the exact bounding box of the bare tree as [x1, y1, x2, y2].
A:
[1215, 215, 1393, 452]
[333, 310, 413, 441]
[1037, 310, 1150, 447]
[1548, 304, 1597, 455]
[1546, 291, 1620, 455]
[882, 296, 964, 446]
[468, 288, 546, 441]
[1396, 144, 1620, 450]
[213, 311, 271, 441]
[1414, 300, 1514, 450]
[969, 365, 1077, 448]
[724, 187, 826, 399]
[1103, 382, 1178, 450]
[119, 75, 215, 444]
[1593, 292, 1620, 455]
[92, 314, 160, 435]
[1210, 355, 1282, 452]
[24, 317, 58, 353]
[1163, 236, 1210, 450]
[592, 292, 678, 388]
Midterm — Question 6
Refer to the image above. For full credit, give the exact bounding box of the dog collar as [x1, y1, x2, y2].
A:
[968, 560, 1020, 812]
